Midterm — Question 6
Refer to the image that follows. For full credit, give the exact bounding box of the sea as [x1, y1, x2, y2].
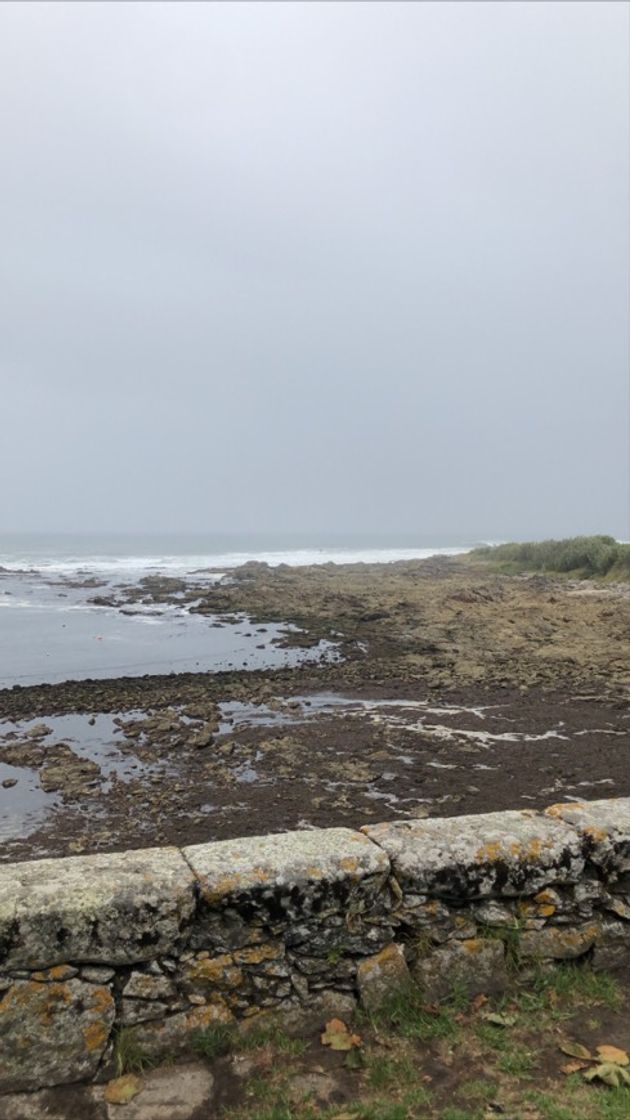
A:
[0, 533, 476, 689]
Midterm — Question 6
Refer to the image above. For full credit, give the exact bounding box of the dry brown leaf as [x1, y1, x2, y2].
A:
[595, 1044, 629, 1066]
[253, 1046, 274, 1069]
[561, 1060, 589, 1075]
[471, 993, 488, 1012]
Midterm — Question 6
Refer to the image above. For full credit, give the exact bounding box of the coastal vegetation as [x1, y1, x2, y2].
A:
[192, 963, 630, 1120]
[470, 536, 630, 579]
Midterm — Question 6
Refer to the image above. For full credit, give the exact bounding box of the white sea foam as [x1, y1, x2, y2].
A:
[0, 545, 471, 581]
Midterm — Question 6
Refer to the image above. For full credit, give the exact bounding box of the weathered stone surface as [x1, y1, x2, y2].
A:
[519, 922, 600, 960]
[0, 1085, 106, 1119]
[180, 953, 245, 996]
[246, 990, 357, 1036]
[546, 798, 630, 874]
[184, 827, 390, 903]
[124, 972, 177, 1002]
[3, 800, 630, 1098]
[97, 1063, 214, 1120]
[185, 828, 392, 957]
[0, 979, 115, 1092]
[30, 964, 78, 983]
[81, 967, 116, 984]
[121, 999, 170, 1025]
[0, 849, 196, 969]
[132, 1002, 234, 1061]
[592, 920, 630, 972]
[414, 938, 508, 1000]
[474, 901, 516, 926]
[357, 944, 410, 1012]
[364, 810, 583, 898]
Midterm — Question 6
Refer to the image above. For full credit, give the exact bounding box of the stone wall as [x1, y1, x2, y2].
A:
[2, 798, 630, 1094]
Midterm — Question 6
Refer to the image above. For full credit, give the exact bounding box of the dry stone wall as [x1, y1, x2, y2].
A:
[2, 798, 630, 1094]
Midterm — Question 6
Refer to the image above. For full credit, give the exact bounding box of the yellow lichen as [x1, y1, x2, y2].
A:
[187, 999, 233, 1027]
[339, 857, 359, 874]
[462, 939, 484, 955]
[234, 943, 283, 965]
[584, 825, 608, 843]
[545, 802, 585, 817]
[187, 955, 244, 988]
[535, 889, 555, 904]
[82, 1020, 108, 1053]
[475, 841, 503, 862]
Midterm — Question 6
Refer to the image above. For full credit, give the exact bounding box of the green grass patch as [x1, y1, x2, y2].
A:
[193, 1022, 236, 1060]
[533, 963, 622, 1010]
[112, 1025, 153, 1076]
[496, 1045, 537, 1076]
[366, 981, 461, 1042]
[366, 1054, 417, 1090]
[475, 1022, 511, 1052]
[526, 1086, 630, 1120]
[352, 1104, 411, 1120]
[459, 1078, 498, 1103]
[469, 535, 630, 579]
[440, 1108, 485, 1120]
[239, 1024, 308, 1057]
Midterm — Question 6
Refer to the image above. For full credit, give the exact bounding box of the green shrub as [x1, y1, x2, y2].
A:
[471, 536, 630, 578]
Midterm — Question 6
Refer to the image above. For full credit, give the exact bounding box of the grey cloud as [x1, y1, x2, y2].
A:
[0, 1, 628, 536]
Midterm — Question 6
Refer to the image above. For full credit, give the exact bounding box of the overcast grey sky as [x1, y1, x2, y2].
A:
[0, 1, 628, 538]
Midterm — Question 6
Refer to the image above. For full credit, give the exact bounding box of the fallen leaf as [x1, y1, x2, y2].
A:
[471, 993, 488, 1012]
[595, 1044, 629, 1066]
[584, 1062, 630, 1088]
[321, 1019, 362, 1051]
[104, 1073, 144, 1104]
[561, 1060, 589, 1075]
[253, 1046, 274, 1069]
[482, 1012, 517, 1028]
[558, 1041, 593, 1061]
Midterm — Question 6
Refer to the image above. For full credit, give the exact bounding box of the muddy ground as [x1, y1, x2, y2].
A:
[1, 557, 629, 863]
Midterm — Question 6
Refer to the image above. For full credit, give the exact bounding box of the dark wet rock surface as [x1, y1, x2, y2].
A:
[0, 558, 628, 862]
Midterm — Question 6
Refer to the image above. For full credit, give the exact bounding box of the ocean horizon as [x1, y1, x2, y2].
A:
[0, 531, 482, 580]
[0, 532, 482, 688]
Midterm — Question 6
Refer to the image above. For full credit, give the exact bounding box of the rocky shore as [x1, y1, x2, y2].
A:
[1, 557, 629, 862]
